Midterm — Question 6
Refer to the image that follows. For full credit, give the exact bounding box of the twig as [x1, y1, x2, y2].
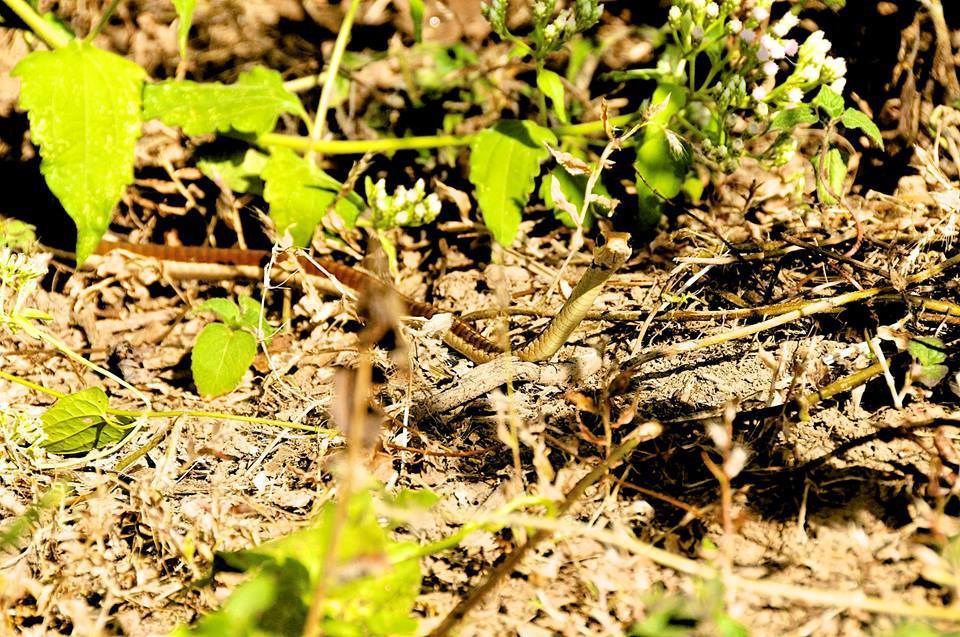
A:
[426, 430, 651, 636]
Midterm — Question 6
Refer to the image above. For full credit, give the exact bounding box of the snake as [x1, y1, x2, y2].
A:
[90, 234, 631, 364]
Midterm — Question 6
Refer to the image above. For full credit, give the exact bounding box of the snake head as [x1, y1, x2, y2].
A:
[594, 230, 632, 270]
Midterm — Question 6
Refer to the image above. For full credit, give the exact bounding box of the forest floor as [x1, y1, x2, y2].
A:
[3, 1, 960, 636]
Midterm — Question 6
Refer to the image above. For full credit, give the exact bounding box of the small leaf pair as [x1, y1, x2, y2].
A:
[191, 296, 276, 398]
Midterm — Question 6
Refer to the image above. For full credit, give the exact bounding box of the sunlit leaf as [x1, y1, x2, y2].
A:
[196, 147, 268, 195]
[815, 147, 846, 204]
[191, 323, 257, 397]
[261, 147, 362, 246]
[194, 298, 240, 324]
[40, 387, 131, 454]
[13, 41, 145, 264]
[469, 120, 557, 246]
[539, 167, 602, 229]
[537, 68, 567, 123]
[409, 0, 425, 42]
[813, 85, 844, 119]
[840, 107, 883, 149]
[143, 66, 307, 136]
[770, 105, 818, 132]
[190, 491, 422, 636]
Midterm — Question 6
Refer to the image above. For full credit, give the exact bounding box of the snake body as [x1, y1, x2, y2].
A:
[92, 235, 630, 363]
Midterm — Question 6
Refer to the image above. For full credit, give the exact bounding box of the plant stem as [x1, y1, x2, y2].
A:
[85, 0, 122, 42]
[426, 432, 644, 636]
[2, 0, 71, 48]
[0, 369, 330, 434]
[258, 111, 638, 156]
[308, 0, 362, 164]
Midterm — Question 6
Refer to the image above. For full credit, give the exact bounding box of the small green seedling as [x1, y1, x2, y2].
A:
[191, 296, 277, 398]
[908, 335, 950, 389]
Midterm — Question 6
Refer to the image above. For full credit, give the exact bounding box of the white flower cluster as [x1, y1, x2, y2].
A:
[655, 0, 852, 170]
[485, 0, 603, 60]
[367, 178, 442, 229]
[0, 249, 47, 320]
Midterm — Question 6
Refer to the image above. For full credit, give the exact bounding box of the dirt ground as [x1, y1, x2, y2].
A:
[3, 1, 960, 636]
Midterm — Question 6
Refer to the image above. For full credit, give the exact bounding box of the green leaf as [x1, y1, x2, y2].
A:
[196, 147, 268, 195]
[194, 298, 240, 325]
[539, 167, 601, 229]
[237, 295, 278, 340]
[469, 120, 557, 246]
[191, 323, 257, 397]
[770, 105, 818, 132]
[169, 572, 280, 637]
[885, 623, 960, 637]
[537, 68, 567, 124]
[409, 0, 425, 42]
[201, 491, 422, 636]
[813, 85, 844, 119]
[171, 0, 196, 58]
[840, 107, 883, 149]
[262, 148, 362, 246]
[40, 387, 131, 454]
[909, 336, 948, 366]
[815, 147, 847, 204]
[13, 41, 146, 265]
[385, 488, 440, 511]
[635, 84, 688, 229]
[142, 66, 307, 137]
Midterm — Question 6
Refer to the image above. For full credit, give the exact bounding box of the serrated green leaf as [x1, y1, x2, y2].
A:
[194, 297, 240, 324]
[40, 387, 131, 454]
[469, 120, 557, 246]
[410, 0, 425, 42]
[813, 85, 844, 119]
[191, 323, 257, 397]
[840, 107, 883, 149]
[204, 491, 421, 636]
[537, 68, 567, 124]
[815, 147, 847, 204]
[262, 147, 362, 246]
[909, 336, 948, 366]
[171, 0, 196, 58]
[143, 66, 307, 137]
[770, 105, 818, 132]
[13, 41, 145, 265]
[196, 147, 267, 195]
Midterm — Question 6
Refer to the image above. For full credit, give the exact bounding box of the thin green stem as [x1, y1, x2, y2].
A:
[308, 0, 362, 163]
[257, 111, 639, 156]
[85, 0, 121, 42]
[260, 131, 472, 155]
[0, 369, 331, 434]
[535, 62, 548, 126]
[2, 0, 72, 48]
